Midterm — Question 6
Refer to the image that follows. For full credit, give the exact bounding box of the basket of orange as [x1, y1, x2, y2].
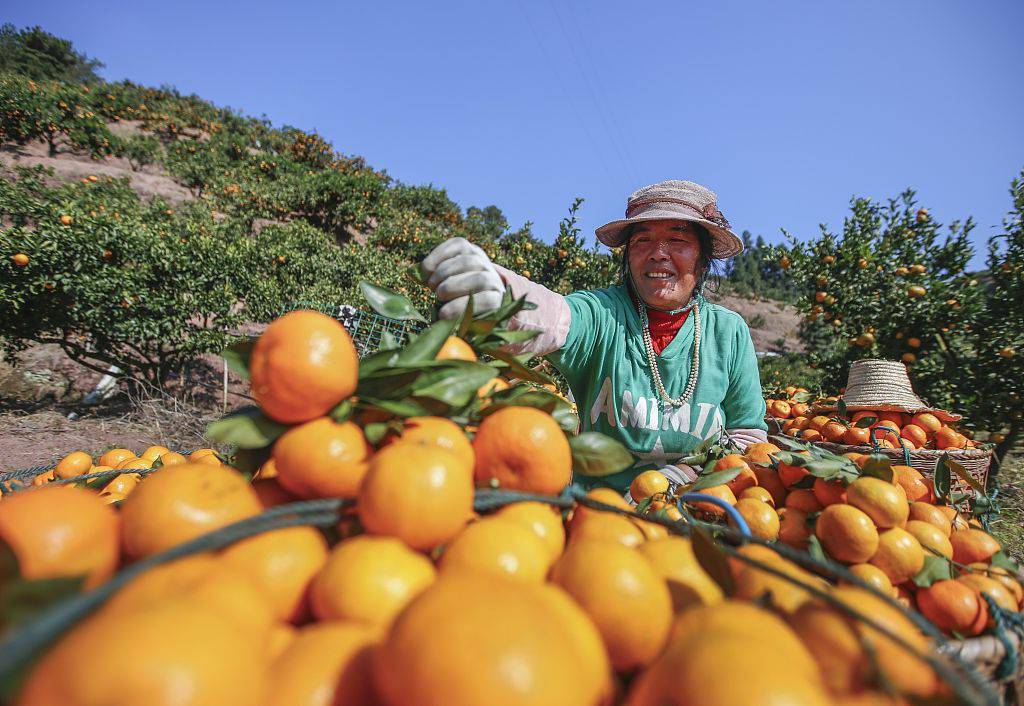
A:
[776, 360, 993, 495]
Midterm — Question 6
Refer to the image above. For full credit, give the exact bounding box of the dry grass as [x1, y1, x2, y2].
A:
[987, 449, 1024, 564]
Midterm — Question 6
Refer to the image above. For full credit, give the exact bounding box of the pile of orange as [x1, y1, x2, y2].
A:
[778, 407, 979, 451]
[0, 310, 1010, 705]
[634, 440, 1020, 647]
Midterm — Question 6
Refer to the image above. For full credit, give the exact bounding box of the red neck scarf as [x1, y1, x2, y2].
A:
[630, 289, 691, 355]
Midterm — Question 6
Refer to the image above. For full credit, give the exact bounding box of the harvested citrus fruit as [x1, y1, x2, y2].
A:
[440, 516, 550, 581]
[249, 310, 358, 424]
[472, 406, 571, 495]
[273, 418, 371, 499]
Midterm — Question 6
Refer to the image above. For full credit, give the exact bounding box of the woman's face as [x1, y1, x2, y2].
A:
[627, 220, 703, 311]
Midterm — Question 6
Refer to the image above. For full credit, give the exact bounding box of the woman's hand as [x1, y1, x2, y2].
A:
[421, 238, 505, 319]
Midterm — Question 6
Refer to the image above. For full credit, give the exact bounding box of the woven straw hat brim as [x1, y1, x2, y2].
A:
[813, 359, 960, 422]
[595, 212, 743, 259]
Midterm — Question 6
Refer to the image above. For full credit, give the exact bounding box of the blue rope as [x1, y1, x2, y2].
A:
[678, 493, 751, 537]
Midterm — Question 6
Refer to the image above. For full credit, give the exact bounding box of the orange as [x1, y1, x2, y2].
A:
[841, 563, 896, 597]
[870, 527, 925, 584]
[769, 399, 792, 418]
[551, 538, 672, 672]
[714, 454, 757, 495]
[266, 622, 297, 661]
[958, 573, 1018, 614]
[908, 502, 952, 535]
[949, 528, 1001, 564]
[905, 520, 954, 559]
[117, 458, 152, 471]
[739, 486, 776, 506]
[822, 421, 848, 443]
[435, 335, 477, 361]
[779, 508, 813, 549]
[140, 445, 170, 461]
[970, 564, 1024, 607]
[374, 572, 611, 706]
[97, 448, 135, 467]
[785, 488, 822, 513]
[843, 425, 871, 446]
[311, 535, 435, 625]
[273, 418, 371, 499]
[472, 406, 571, 495]
[266, 621, 380, 706]
[249, 310, 358, 424]
[916, 579, 988, 636]
[251, 477, 298, 508]
[789, 586, 937, 697]
[743, 441, 781, 465]
[752, 464, 788, 506]
[870, 421, 902, 447]
[494, 501, 566, 566]
[630, 469, 670, 501]
[815, 504, 879, 564]
[477, 376, 511, 398]
[936, 504, 969, 531]
[120, 464, 262, 559]
[157, 451, 187, 466]
[731, 545, 825, 614]
[911, 412, 942, 435]
[17, 599, 267, 706]
[101, 473, 139, 496]
[188, 448, 220, 465]
[638, 537, 723, 612]
[800, 428, 823, 442]
[384, 416, 474, 472]
[104, 554, 275, 639]
[222, 526, 329, 622]
[807, 415, 832, 433]
[812, 476, 847, 507]
[440, 516, 550, 581]
[901, 424, 928, 448]
[730, 498, 780, 540]
[0, 485, 119, 589]
[54, 451, 93, 479]
[777, 450, 811, 488]
[791, 402, 810, 418]
[32, 469, 54, 486]
[934, 426, 965, 450]
[359, 441, 473, 551]
[569, 489, 646, 547]
[846, 476, 909, 528]
[687, 484, 736, 519]
[893, 465, 934, 503]
[254, 457, 278, 479]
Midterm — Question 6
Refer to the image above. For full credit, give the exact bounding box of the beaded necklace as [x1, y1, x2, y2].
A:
[632, 286, 701, 408]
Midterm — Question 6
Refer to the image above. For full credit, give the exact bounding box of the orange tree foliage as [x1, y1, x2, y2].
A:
[770, 179, 1024, 456]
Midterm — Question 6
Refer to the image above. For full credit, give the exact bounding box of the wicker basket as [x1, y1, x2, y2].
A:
[814, 439, 992, 502]
[813, 359, 960, 422]
[942, 617, 1024, 705]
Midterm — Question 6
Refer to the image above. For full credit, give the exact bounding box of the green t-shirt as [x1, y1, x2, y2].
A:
[548, 285, 767, 493]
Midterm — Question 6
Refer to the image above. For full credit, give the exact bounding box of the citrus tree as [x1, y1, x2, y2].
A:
[768, 190, 982, 419]
[971, 172, 1024, 457]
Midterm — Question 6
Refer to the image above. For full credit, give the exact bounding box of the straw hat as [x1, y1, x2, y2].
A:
[816, 359, 960, 422]
[595, 180, 743, 259]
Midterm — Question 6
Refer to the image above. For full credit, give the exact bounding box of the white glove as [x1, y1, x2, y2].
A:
[420, 237, 506, 320]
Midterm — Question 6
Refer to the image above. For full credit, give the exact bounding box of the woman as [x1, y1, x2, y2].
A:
[421, 180, 768, 493]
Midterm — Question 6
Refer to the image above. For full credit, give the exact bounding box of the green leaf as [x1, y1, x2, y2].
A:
[691, 526, 735, 595]
[409, 362, 496, 407]
[0, 576, 84, 630]
[456, 293, 475, 340]
[860, 456, 894, 483]
[358, 348, 399, 378]
[230, 447, 272, 478]
[395, 319, 458, 366]
[359, 281, 427, 322]
[477, 345, 550, 384]
[221, 338, 255, 380]
[807, 535, 832, 565]
[942, 454, 985, 494]
[854, 416, 877, 429]
[990, 551, 1019, 573]
[329, 398, 355, 423]
[491, 329, 542, 344]
[837, 398, 848, 417]
[569, 433, 634, 477]
[360, 396, 432, 418]
[933, 457, 952, 504]
[793, 391, 815, 404]
[363, 422, 390, 446]
[912, 555, 954, 588]
[688, 468, 741, 492]
[205, 406, 288, 449]
[380, 330, 399, 351]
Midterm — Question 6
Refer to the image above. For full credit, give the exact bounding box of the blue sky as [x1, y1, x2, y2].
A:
[8, 0, 1023, 268]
